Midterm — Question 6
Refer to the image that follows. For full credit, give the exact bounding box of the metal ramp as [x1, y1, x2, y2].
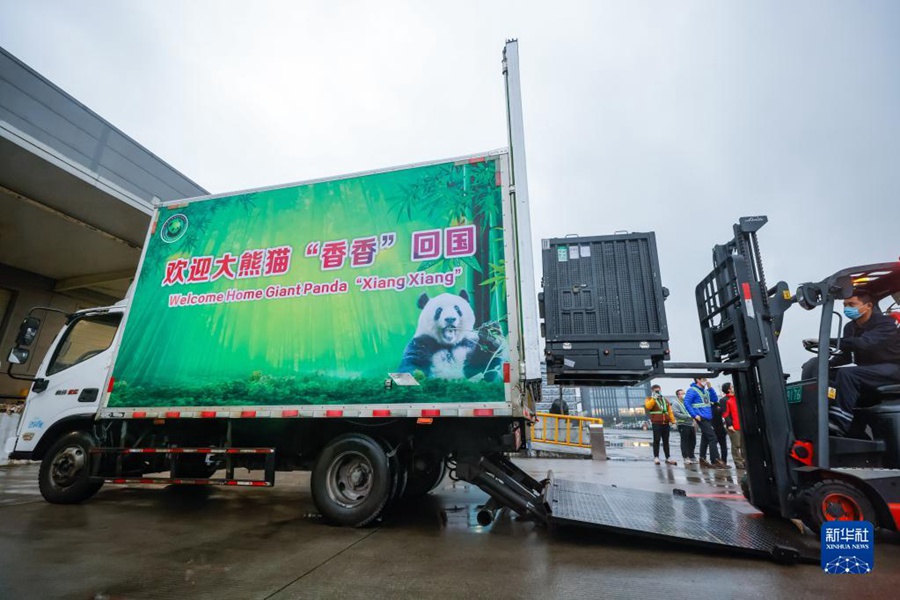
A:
[545, 476, 819, 564]
[456, 454, 819, 565]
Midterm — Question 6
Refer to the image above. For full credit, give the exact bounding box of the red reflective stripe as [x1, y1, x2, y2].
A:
[421, 409, 440, 417]
[742, 282, 752, 300]
[889, 503, 900, 530]
[132, 411, 147, 418]
[473, 408, 494, 416]
[200, 411, 216, 418]
[140, 448, 157, 453]
[326, 410, 343, 417]
[282, 410, 299, 417]
[107, 377, 115, 393]
[226, 481, 238, 486]
[227, 449, 241, 454]
[165, 411, 181, 419]
[254, 449, 270, 454]
[251, 481, 267, 487]
[170, 448, 184, 453]
[503, 362, 510, 383]
[113, 479, 126, 484]
[241, 411, 257, 418]
[197, 448, 211, 454]
[140, 479, 153, 484]
[372, 410, 391, 417]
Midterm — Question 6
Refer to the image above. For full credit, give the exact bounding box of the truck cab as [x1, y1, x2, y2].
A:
[4, 302, 126, 462]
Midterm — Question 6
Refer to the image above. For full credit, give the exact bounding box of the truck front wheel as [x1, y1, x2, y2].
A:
[312, 434, 392, 527]
[39, 431, 103, 504]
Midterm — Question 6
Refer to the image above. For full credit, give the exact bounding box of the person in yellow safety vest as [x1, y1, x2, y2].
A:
[645, 384, 677, 465]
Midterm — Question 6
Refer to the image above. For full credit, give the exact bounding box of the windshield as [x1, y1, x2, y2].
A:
[46, 313, 122, 376]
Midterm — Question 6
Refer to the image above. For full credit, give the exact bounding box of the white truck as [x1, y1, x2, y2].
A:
[3, 41, 545, 527]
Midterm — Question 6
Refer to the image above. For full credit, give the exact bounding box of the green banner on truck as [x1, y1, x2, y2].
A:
[108, 154, 510, 408]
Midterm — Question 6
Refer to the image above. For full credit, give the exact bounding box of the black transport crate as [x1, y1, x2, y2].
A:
[540, 232, 669, 385]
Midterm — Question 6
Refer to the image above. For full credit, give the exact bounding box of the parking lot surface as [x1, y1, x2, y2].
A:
[1, 451, 897, 599]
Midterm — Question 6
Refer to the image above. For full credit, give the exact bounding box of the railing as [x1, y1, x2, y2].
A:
[530, 412, 604, 449]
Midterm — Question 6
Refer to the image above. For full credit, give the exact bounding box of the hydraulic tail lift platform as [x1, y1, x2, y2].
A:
[547, 478, 818, 563]
[457, 454, 818, 564]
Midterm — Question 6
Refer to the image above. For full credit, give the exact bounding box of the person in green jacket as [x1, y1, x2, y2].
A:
[671, 389, 697, 465]
[644, 384, 676, 465]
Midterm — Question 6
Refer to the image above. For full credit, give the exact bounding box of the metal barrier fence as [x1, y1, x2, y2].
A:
[1, 413, 22, 465]
[530, 412, 604, 449]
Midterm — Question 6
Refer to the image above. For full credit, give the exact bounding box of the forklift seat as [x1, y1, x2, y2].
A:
[875, 384, 900, 402]
[864, 399, 900, 413]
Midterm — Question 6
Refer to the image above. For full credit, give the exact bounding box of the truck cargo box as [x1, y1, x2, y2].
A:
[540, 232, 669, 385]
[101, 151, 531, 419]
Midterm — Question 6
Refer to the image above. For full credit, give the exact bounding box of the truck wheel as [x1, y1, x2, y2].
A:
[39, 431, 103, 504]
[312, 434, 392, 527]
[799, 479, 877, 534]
[404, 453, 447, 498]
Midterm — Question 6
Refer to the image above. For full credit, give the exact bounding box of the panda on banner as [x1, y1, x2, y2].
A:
[398, 290, 506, 381]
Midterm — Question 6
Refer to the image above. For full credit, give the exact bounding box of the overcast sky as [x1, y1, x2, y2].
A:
[2, 1, 898, 389]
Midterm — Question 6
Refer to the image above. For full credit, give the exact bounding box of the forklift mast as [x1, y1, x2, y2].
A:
[694, 216, 798, 518]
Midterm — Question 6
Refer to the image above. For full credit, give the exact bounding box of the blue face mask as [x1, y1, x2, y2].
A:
[844, 306, 862, 320]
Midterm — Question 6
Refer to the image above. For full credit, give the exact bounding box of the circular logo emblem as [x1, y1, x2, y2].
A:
[160, 214, 189, 243]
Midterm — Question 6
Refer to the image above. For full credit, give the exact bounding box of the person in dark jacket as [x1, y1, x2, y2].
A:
[549, 398, 569, 416]
[683, 377, 725, 468]
[710, 391, 729, 467]
[828, 290, 900, 436]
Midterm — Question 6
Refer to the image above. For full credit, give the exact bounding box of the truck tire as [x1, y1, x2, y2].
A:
[312, 433, 392, 527]
[39, 431, 103, 504]
[799, 479, 877, 534]
[404, 453, 447, 498]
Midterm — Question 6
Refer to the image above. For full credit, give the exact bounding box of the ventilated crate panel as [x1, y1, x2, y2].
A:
[542, 233, 668, 342]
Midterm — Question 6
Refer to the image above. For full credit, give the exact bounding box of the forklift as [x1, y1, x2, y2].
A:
[722, 231, 900, 532]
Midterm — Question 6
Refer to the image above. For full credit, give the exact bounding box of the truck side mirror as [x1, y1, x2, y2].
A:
[8, 347, 30, 365]
[15, 317, 41, 347]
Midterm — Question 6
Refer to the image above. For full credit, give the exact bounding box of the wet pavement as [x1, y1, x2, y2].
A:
[1, 450, 898, 599]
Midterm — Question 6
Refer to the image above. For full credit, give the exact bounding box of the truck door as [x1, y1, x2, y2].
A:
[14, 312, 123, 454]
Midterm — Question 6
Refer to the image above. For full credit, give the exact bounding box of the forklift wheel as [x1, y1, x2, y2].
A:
[799, 479, 877, 534]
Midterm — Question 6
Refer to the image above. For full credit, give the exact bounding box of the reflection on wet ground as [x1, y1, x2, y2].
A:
[1, 454, 898, 598]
